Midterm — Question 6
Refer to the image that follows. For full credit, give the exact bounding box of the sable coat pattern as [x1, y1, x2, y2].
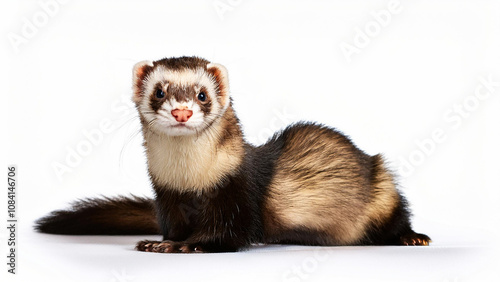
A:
[36, 56, 430, 253]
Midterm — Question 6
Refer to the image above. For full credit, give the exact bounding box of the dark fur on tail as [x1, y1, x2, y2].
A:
[35, 195, 160, 235]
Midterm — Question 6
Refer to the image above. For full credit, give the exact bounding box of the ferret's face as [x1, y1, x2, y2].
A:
[132, 59, 230, 136]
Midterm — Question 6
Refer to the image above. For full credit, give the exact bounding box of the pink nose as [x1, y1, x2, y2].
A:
[171, 109, 193, 122]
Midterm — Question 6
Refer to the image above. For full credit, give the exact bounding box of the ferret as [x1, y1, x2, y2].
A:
[35, 56, 430, 253]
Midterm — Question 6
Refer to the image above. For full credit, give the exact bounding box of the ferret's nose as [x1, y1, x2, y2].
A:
[171, 109, 193, 122]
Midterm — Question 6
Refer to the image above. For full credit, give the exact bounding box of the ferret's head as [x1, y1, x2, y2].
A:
[132, 56, 230, 136]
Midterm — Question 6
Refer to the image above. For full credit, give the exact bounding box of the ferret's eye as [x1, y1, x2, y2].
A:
[155, 89, 165, 99]
[197, 92, 206, 102]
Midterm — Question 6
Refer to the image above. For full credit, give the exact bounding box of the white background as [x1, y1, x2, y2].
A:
[1, 0, 500, 281]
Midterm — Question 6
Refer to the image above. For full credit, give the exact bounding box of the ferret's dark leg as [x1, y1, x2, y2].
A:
[392, 196, 431, 246]
[134, 220, 194, 253]
[135, 189, 199, 252]
[155, 189, 195, 241]
[135, 205, 249, 253]
[135, 217, 245, 253]
[362, 194, 431, 246]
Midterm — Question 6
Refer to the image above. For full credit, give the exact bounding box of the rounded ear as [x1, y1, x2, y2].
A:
[132, 60, 154, 104]
[207, 62, 230, 108]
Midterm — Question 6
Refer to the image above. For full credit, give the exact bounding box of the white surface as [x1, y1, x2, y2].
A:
[1, 0, 500, 281]
[10, 226, 500, 282]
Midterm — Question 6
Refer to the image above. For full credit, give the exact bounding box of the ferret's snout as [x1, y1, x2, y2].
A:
[171, 109, 193, 122]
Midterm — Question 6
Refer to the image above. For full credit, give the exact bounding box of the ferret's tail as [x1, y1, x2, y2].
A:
[35, 195, 160, 235]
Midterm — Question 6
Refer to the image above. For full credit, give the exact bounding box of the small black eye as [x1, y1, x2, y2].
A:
[156, 89, 165, 99]
[197, 92, 207, 102]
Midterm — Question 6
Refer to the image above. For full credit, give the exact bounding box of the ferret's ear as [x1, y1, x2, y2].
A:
[132, 60, 154, 104]
[207, 63, 230, 108]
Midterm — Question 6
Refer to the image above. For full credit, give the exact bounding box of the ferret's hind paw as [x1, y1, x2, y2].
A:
[400, 232, 431, 246]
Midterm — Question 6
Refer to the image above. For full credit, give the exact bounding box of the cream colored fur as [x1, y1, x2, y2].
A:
[143, 119, 243, 193]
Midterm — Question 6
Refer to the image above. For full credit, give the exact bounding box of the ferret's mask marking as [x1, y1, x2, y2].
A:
[132, 60, 230, 136]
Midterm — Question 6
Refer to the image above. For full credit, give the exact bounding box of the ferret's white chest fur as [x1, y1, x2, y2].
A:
[144, 127, 242, 193]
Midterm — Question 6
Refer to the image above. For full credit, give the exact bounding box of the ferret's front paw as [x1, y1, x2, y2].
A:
[135, 240, 174, 252]
[135, 240, 204, 253]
